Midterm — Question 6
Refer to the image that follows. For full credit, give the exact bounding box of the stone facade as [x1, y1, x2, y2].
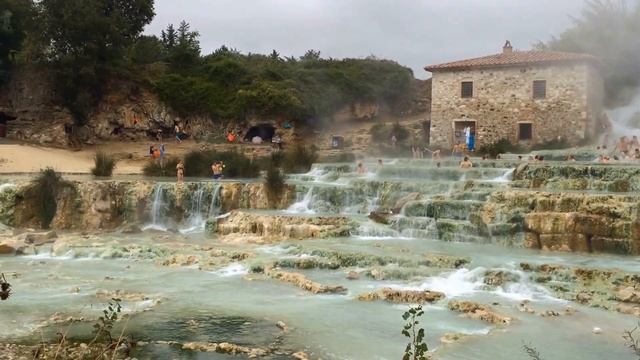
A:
[427, 51, 604, 149]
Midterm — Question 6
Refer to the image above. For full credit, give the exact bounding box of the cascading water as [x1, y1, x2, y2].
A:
[286, 187, 316, 214]
[491, 168, 515, 183]
[180, 183, 222, 234]
[143, 183, 168, 231]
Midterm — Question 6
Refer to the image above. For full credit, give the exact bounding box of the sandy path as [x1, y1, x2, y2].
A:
[0, 143, 144, 174]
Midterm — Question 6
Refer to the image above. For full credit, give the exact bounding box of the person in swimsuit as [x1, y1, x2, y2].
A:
[176, 160, 185, 183]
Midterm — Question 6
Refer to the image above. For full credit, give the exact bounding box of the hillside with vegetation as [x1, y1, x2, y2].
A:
[0, 0, 418, 134]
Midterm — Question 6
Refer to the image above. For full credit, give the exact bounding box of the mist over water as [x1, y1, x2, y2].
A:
[607, 88, 640, 138]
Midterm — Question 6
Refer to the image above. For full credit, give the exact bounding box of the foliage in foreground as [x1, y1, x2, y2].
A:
[402, 305, 429, 360]
[624, 323, 640, 359]
[522, 343, 544, 360]
[0, 273, 11, 300]
[91, 152, 117, 177]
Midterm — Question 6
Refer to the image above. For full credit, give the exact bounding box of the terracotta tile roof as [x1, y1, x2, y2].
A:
[424, 50, 599, 72]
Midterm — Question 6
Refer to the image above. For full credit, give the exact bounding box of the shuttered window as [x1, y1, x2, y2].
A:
[461, 81, 473, 98]
[533, 80, 547, 99]
[519, 123, 533, 141]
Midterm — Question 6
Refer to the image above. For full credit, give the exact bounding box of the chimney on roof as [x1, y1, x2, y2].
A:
[503, 40, 513, 54]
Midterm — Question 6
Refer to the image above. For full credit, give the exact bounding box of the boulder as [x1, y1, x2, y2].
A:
[266, 270, 347, 294]
[392, 192, 423, 213]
[212, 210, 355, 243]
[448, 300, 512, 325]
[616, 286, 640, 304]
[483, 270, 520, 286]
[24, 230, 58, 245]
[357, 288, 445, 304]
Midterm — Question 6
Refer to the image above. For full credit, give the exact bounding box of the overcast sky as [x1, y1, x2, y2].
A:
[145, 0, 586, 79]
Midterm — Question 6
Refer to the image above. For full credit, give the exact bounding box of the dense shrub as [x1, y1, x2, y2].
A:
[91, 152, 117, 177]
[477, 139, 524, 158]
[531, 138, 570, 151]
[282, 144, 317, 174]
[183, 150, 259, 178]
[24, 168, 75, 229]
[264, 164, 286, 208]
[371, 122, 410, 144]
[153, 47, 415, 124]
[142, 157, 180, 177]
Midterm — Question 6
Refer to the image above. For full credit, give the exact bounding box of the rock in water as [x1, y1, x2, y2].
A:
[358, 288, 445, 304]
[448, 300, 512, 325]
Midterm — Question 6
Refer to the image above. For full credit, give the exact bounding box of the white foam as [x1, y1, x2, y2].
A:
[490, 168, 515, 183]
[0, 183, 16, 193]
[417, 267, 486, 297]
[285, 187, 316, 214]
[213, 263, 248, 277]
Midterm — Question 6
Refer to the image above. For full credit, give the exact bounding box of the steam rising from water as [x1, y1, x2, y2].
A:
[607, 88, 640, 138]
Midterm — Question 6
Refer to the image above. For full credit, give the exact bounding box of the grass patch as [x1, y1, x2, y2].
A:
[91, 152, 117, 177]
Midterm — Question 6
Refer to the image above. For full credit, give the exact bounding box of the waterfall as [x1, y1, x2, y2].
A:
[143, 184, 168, 231]
[180, 183, 222, 234]
[491, 168, 515, 183]
[286, 187, 316, 214]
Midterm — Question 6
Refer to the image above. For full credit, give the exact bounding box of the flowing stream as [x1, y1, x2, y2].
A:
[1, 159, 639, 359]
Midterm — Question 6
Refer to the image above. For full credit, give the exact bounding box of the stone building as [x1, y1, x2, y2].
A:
[425, 41, 604, 149]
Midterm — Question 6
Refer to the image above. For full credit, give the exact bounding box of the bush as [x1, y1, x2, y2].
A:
[184, 150, 259, 178]
[24, 168, 75, 229]
[371, 122, 410, 144]
[264, 165, 286, 208]
[282, 144, 317, 173]
[531, 138, 570, 151]
[142, 157, 180, 177]
[477, 139, 523, 158]
[91, 152, 117, 177]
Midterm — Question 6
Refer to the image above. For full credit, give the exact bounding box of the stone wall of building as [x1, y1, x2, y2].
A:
[429, 63, 603, 149]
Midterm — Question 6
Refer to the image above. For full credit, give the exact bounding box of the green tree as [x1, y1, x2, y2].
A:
[130, 34, 166, 64]
[39, 0, 155, 124]
[163, 20, 200, 68]
[543, 0, 640, 107]
[0, 0, 35, 82]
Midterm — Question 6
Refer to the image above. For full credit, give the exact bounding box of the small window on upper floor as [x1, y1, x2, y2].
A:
[461, 81, 473, 98]
[533, 80, 547, 99]
[519, 123, 533, 141]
